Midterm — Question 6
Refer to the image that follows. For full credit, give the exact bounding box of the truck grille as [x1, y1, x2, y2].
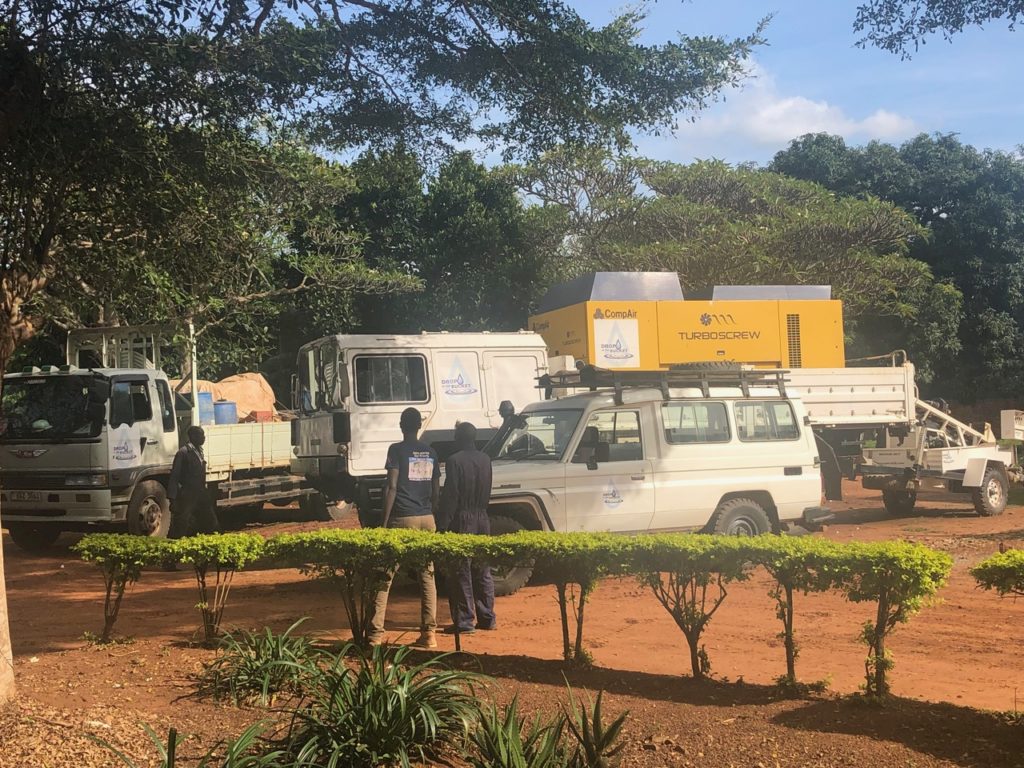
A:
[0, 473, 73, 490]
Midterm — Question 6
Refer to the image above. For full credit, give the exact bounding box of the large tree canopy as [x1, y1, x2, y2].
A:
[0, 0, 764, 376]
[854, 0, 1023, 55]
[518, 149, 962, 383]
[771, 132, 1024, 398]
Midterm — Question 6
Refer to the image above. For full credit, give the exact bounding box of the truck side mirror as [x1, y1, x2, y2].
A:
[87, 378, 110, 404]
[586, 455, 599, 471]
[86, 401, 106, 423]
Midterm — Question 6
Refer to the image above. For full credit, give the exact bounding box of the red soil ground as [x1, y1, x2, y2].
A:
[0, 481, 1021, 766]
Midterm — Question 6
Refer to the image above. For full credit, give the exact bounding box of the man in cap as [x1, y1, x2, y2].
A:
[368, 407, 440, 648]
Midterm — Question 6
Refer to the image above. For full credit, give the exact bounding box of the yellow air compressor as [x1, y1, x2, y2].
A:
[529, 272, 844, 370]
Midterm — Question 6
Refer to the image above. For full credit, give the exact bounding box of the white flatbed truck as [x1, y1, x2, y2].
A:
[0, 325, 311, 550]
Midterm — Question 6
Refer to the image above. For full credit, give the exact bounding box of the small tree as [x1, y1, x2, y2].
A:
[972, 549, 1024, 597]
[745, 537, 844, 687]
[174, 534, 265, 645]
[267, 529, 415, 646]
[636, 535, 750, 679]
[837, 541, 951, 696]
[74, 534, 174, 643]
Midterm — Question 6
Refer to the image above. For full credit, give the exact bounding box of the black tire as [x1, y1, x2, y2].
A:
[972, 467, 1008, 517]
[127, 480, 170, 538]
[489, 514, 534, 597]
[709, 497, 772, 536]
[298, 492, 329, 521]
[882, 489, 917, 517]
[7, 523, 62, 552]
[217, 503, 262, 531]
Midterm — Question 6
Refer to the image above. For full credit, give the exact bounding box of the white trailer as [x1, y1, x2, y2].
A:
[0, 325, 310, 550]
[784, 358, 1012, 516]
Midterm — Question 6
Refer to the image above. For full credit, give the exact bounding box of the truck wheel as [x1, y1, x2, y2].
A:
[127, 480, 170, 538]
[882, 490, 917, 517]
[489, 515, 534, 597]
[299, 493, 329, 521]
[972, 467, 1008, 517]
[7, 523, 62, 552]
[709, 498, 771, 536]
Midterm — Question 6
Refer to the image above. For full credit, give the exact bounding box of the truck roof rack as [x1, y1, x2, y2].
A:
[538, 364, 789, 405]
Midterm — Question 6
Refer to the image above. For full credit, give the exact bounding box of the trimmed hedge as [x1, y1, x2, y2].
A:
[76, 529, 953, 695]
[973, 549, 1024, 597]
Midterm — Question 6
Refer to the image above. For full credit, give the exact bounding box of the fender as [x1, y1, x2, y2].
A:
[487, 492, 554, 531]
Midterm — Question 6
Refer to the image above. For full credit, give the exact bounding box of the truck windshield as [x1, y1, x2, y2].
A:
[0, 377, 104, 440]
[494, 409, 583, 461]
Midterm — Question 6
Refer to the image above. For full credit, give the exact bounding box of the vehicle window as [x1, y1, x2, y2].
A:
[110, 380, 153, 426]
[662, 402, 730, 444]
[354, 356, 429, 404]
[496, 409, 583, 461]
[573, 410, 643, 462]
[0, 377, 104, 440]
[155, 380, 176, 432]
[734, 401, 800, 441]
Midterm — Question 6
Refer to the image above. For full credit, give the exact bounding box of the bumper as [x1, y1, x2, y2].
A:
[0, 488, 124, 523]
[801, 506, 834, 528]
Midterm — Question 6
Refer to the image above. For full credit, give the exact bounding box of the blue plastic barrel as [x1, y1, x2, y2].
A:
[213, 400, 238, 425]
[197, 392, 215, 425]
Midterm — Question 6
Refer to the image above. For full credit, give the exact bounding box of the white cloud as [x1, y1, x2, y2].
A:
[678, 62, 918, 147]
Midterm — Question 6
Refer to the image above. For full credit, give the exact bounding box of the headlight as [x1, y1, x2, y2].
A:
[65, 474, 106, 487]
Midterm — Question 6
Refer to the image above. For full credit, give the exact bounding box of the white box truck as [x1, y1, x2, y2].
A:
[289, 331, 550, 525]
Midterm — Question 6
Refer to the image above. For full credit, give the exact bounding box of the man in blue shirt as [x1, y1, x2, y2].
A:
[368, 407, 440, 648]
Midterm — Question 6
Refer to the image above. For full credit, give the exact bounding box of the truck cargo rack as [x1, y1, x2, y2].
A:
[538, 364, 789, 405]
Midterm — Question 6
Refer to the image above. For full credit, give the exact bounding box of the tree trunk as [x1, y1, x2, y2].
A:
[556, 582, 571, 661]
[573, 585, 587, 660]
[685, 631, 702, 679]
[0, 502, 16, 701]
[784, 583, 796, 684]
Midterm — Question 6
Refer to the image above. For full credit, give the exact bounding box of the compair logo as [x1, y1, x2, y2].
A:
[699, 313, 735, 326]
[593, 308, 638, 320]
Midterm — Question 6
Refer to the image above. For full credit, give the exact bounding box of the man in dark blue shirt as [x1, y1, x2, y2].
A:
[438, 421, 496, 634]
[369, 407, 440, 648]
[167, 426, 218, 537]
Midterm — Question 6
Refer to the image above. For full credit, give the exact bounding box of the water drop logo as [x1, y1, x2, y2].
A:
[602, 479, 624, 508]
[441, 358, 479, 398]
[599, 322, 634, 361]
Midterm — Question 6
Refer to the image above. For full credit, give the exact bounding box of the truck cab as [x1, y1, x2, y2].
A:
[483, 367, 826, 541]
[0, 366, 180, 548]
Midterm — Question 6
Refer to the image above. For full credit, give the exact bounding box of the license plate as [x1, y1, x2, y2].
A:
[10, 491, 42, 502]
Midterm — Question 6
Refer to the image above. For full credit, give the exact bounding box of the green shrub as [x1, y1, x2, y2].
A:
[99, 722, 284, 768]
[743, 536, 845, 687]
[73, 534, 174, 643]
[835, 541, 951, 696]
[470, 696, 568, 768]
[633, 534, 751, 679]
[491, 532, 631, 664]
[175, 533, 265, 644]
[563, 689, 628, 768]
[195, 618, 320, 706]
[972, 549, 1024, 597]
[266, 529, 421, 646]
[278, 643, 483, 767]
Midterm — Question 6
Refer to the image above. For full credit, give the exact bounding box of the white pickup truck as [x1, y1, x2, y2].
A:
[0, 325, 308, 550]
[481, 366, 827, 592]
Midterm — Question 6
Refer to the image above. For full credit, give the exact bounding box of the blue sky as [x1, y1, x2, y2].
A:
[575, 1, 1024, 165]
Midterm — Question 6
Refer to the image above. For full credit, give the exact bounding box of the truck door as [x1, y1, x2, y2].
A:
[108, 377, 164, 474]
[482, 351, 546, 430]
[563, 409, 655, 532]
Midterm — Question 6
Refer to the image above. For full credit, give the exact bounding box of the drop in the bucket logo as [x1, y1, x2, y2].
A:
[112, 436, 138, 462]
[602, 479, 624, 508]
[442, 358, 479, 398]
[599, 322, 634, 361]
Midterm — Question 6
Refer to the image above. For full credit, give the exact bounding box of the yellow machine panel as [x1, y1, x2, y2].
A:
[529, 296, 844, 370]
